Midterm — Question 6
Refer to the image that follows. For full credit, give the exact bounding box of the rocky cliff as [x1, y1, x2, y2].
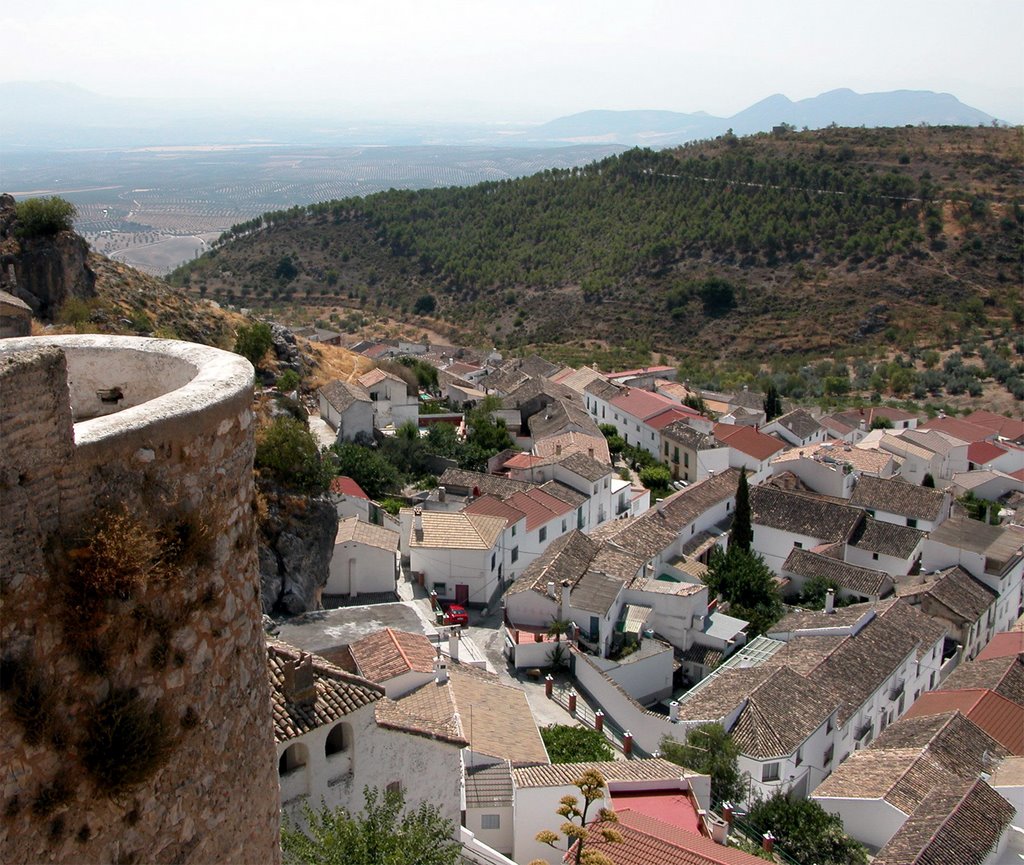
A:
[0, 193, 96, 319]
[258, 486, 338, 615]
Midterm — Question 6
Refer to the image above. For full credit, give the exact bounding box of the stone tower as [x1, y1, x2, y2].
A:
[0, 335, 280, 864]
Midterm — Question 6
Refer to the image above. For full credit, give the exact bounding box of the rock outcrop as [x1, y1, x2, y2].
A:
[0, 193, 96, 319]
[258, 487, 338, 615]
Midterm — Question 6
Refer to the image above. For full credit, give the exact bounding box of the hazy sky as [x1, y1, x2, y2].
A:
[4, 0, 1022, 122]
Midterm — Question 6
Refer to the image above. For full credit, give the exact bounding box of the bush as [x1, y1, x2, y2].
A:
[234, 321, 274, 367]
[276, 369, 301, 392]
[256, 417, 333, 494]
[14, 196, 77, 238]
[747, 792, 867, 865]
[540, 724, 614, 764]
[639, 464, 672, 492]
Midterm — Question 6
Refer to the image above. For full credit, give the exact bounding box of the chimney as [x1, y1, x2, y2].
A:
[669, 701, 680, 722]
[859, 419, 866, 432]
[587, 447, 594, 459]
[561, 579, 572, 615]
[414, 508, 424, 542]
[434, 651, 448, 684]
[825, 588, 835, 614]
[762, 833, 775, 854]
[438, 485, 446, 503]
[547, 580, 557, 599]
[283, 653, 317, 708]
[449, 628, 460, 663]
[556, 444, 562, 456]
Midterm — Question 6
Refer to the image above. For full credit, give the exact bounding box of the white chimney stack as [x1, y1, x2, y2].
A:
[414, 508, 424, 542]
[555, 444, 562, 456]
[547, 580, 556, 599]
[434, 652, 448, 684]
[669, 701, 680, 722]
[825, 588, 835, 615]
[561, 579, 572, 615]
[449, 628, 460, 663]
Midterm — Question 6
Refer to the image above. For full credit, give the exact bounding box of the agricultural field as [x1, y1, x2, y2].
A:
[1, 143, 622, 274]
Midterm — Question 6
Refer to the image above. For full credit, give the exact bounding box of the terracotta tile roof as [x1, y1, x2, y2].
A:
[583, 812, 770, 865]
[511, 757, 688, 788]
[772, 408, 822, 440]
[677, 666, 775, 723]
[782, 547, 893, 597]
[409, 510, 506, 550]
[847, 515, 924, 558]
[749, 485, 862, 541]
[962, 409, 1024, 443]
[267, 640, 384, 743]
[903, 689, 1024, 754]
[977, 630, 1024, 660]
[584, 377, 623, 402]
[918, 415, 995, 443]
[357, 367, 405, 389]
[445, 361, 481, 377]
[551, 365, 607, 395]
[901, 427, 967, 456]
[850, 475, 948, 521]
[602, 470, 739, 559]
[713, 424, 787, 461]
[570, 563, 630, 615]
[438, 467, 535, 498]
[335, 516, 399, 551]
[646, 405, 701, 431]
[506, 487, 574, 531]
[834, 406, 921, 427]
[348, 628, 436, 683]
[729, 666, 837, 759]
[611, 387, 682, 422]
[448, 664, 549, 764]
[374, 678, 468, 747]
[607, 365, 678, 381]
[872, 710, 1011, 773]
[813, 748, 949, 813]
[555, 450, 612, 482]
[820, 415, 855, 436]
[506, 530, 600, 598]
[330, 475, 369, 499]
[942, 656, 1024, 706]
[533, 430, 611, 465]
[478, 366, 530, 395]
[900, 565, 996, 624]
[462, 494, 526, 528]
[873, 778, 1015, 865]
[539, 479, 588, 507]
[465, 761, 514, 808]
[318, 378, 370, 412]
[661, 419, 719, 451]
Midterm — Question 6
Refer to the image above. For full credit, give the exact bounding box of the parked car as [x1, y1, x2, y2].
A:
[442, 604, 469, 627]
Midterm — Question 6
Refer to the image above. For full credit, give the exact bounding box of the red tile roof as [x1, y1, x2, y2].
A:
[611, 387, 681, 421]
[610, 790, 702, 835]
[506, 487, 573, 531]
[647, 405, 700, 431]
[918, 416, 995, 443]
[903, 689, 1024, 754]
[977, 630, 1024, 661]
[503, 452, 544, 470]
[967, 440, 1009, 466]
[463, 495, 526, 528]
[606, 365, 677, 380]
[714, 424, 787, 461]
[330, 476, 369, 499]
[962, 410, 1024, 442]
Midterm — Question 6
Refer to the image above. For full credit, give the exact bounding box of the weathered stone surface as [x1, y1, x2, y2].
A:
[259, 490, 338, 615]
[270, 323, 302, 372]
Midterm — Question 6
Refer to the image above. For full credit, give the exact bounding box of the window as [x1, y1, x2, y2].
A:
[684, 453, 689, 467]
[481, 814, 500, 830]
[674, 447, 680, 463]
[793, 541, 803, 549]
[872, 552, 879, 561]
[432, 582, 446, 596]
[906, 517, 917, 528]
[491, 552, 496, 570]
[593, 485, 598, 494]
[279, 743, 308, 775]
[823, 745, 834, 765]
[511, 547, 519, 563]
[795, 746, 803, 766]
[826, 715, 833, 733]
[664, 442, 670, 456]
[511, 524, 516, 536]
[539, 527, 547, 543]
[603, 478, 608, 489]
[386, 780, 403, 795]
[562, 519, 567, 533]
[762, 763, 780, 782]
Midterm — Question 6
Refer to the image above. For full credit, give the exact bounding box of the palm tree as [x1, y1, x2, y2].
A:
[547, 618, 571, 642]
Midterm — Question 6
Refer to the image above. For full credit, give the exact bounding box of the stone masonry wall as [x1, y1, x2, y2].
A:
[0, 336, 281, 864]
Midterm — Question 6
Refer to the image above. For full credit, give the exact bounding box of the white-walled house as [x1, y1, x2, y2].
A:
[714, 423, 788, 484]
[761, 408, 826, 448]
[346, 628, 439, 698]
[921, 517, 1024, 636]
[406, 509, 508, 609]
[326, 517, 399, 599]
[318, 379, 373, 442]
[329, 475, 372, 522]
[849, 474, 951, 532]
[269, 641, 463, 832]
[660, 419, 731, 483]
[357, 367, 419, 429]
[770, 441, 898, 498]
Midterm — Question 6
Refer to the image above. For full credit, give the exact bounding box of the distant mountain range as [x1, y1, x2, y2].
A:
[0, 82, 1003, 150]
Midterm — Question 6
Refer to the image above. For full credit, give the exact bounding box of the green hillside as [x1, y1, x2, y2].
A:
[170, 126, 1023, 365]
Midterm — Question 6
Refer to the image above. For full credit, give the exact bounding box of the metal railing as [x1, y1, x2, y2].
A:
[550, 682, 651, 759]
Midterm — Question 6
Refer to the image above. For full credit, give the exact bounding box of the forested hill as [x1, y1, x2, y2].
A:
[170, 126, 1023, 363]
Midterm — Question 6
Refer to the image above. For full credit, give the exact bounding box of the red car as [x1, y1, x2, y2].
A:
[442, 604, 469, 627]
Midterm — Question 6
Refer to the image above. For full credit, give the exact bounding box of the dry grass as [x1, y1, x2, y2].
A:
[302, 340, 373, 390]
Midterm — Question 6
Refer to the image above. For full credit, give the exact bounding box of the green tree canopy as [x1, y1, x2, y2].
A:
[638, 464, 672, 493]
[705, 546, 783, 637]
[14, 196, 77, 238]
[541, 724, 614, 764]
[729, 470, 752, 552]
[331, 441, 401, 501]
[661, 723, 744, 807]
[255, 416, 333, 494]
[282, 785, 461, 865]
[234, 321, 274, 367]
[746, 792, 868, 865]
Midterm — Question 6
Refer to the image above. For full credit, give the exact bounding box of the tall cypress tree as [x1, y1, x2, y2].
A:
[730, 470, 753, 552]
[763, 383, 782, 421]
